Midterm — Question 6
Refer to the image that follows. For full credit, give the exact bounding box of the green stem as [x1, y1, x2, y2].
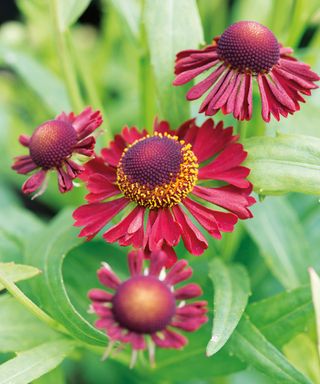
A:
[139, 10, 155, 134]
[0, 273, 68, 336]
[67, 32, 112, 145]
[51, 0, 83, 112]
[139, 53, 154, 133]
[221, 224, 244, 262]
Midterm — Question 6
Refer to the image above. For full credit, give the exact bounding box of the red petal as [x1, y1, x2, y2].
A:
[172, 205, 208, 255]
[73, 198, 129, 240]
[22, 170, 47, 194]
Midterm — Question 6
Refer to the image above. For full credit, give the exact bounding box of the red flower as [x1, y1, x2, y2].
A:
[88, 249, 207, 367]
[174, 21, 320, 122]
[12, 107, 103, 197]
[73, 118, 255, 261]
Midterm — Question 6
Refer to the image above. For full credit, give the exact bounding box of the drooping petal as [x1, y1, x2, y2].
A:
[73, 136, 96, 157]
[88, 289, 113, 302]
[191, 119, 234, 163]
[149, 250, 167, 277]
[128, 249, 144, 276]
[18, 134, 31, 147]
[12, 155, 38, 174]
[174, 283, 202, 300]
[172, 205, 208, 256]
[151, 329, 187, 349]
[72, 107, 103, 140]
[198, 143, 250, 188]
[80, 157, 117, 183]
[164, 260, 192, 286]
[101, 134, 126, 167]
[57, 166, 74, 193]
[148, 209, 181, 250]
[192, 185, 254, 219]
[103, 206, 145, 248]
[21, 169, 47, 194]
[85, 173, 120, 203]
[73, 198, 130, 240]
[183, 197, 237, 239]
[97, 263, 121, 290]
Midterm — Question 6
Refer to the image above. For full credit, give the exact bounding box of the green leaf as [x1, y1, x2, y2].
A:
[144, 0, 204, 126]
[33, 367, 66, 384]
[56, 0, 92, 32]
[0, 263, 41, 291]
[25, 209, 107, 346]
[247, 286, 313, 348]
[0, 295, 60, 353]
[0, 46, 71, 114]
[244, 133, 320, 196]
[229, 316, 312, 384]
[109, 0, 141, 40]
[245, 197, 311, 289]
[0, 206, 43, 245]
[309, 268, 320, 357]
[0, 340, 74, 384]
[207, 258, 250, 356]
[284, 334, 320, 384]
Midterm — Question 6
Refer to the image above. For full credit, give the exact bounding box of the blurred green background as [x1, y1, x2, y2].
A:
[1, 1, 320, 383]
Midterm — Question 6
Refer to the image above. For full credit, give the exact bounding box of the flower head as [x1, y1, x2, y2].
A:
[12, 107, 103, 197]
[174, 21, 320, 122]
[88, 249, 207, 367]
[73, 118, 255, 261]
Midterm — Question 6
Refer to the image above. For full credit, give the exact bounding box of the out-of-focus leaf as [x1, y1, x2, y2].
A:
[0, 206, 43, 245]
[25, 209, 107, 346]
[229, 316, 312, 384]
[144, 0, 204, 126]
[0, 46, 71, 114]
[0, 340, 74, 384]
[109, 0, 141, 40]
[247, 286, 313, 348]
[309, 268, 320, 357]
[0, 263, 41, 291]
[284, 334, 320, 384]
[33, 367, 65, 384]
[207, 258, 250, 356]
[244, 134, 320, 196]
[56, 0, 92, 32]
[0, 295, 60, 353]
[232, 0, 273, 25]
[245, 197, 311, 289]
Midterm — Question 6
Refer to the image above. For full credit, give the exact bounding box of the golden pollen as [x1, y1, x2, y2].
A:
[116, 133, 198, 209]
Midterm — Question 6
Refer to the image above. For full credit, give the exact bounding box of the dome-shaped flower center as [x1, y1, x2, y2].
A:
[117, 133, 198, 209]
[29, 120, 77, 169]
[112, 275, 176, 334]
[217, 21, 280, 74]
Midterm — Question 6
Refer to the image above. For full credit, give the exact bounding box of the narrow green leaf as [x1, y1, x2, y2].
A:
[229, 316, 312, 384]
[0, 295, 60, 353]
[284, 334, 320, 384]
[309, 268, 320, 357]
[0, 263, 41, 291]
[0, 46, 71, 114]
[33, 367, 65, 384]
[0, 340, 74, 384]
[245, 197, 311, 289]
[244, 134, 320, 196]
[109, 0, 141, 39]
[25, 209, 107, 346]
[247, 286, 313, 348]
[144, 0, 204, 126]
[207, 258, 250, 356]
[56, 0, 92, 32]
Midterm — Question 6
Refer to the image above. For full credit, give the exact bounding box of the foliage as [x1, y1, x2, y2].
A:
[0, 0, 320, 383]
